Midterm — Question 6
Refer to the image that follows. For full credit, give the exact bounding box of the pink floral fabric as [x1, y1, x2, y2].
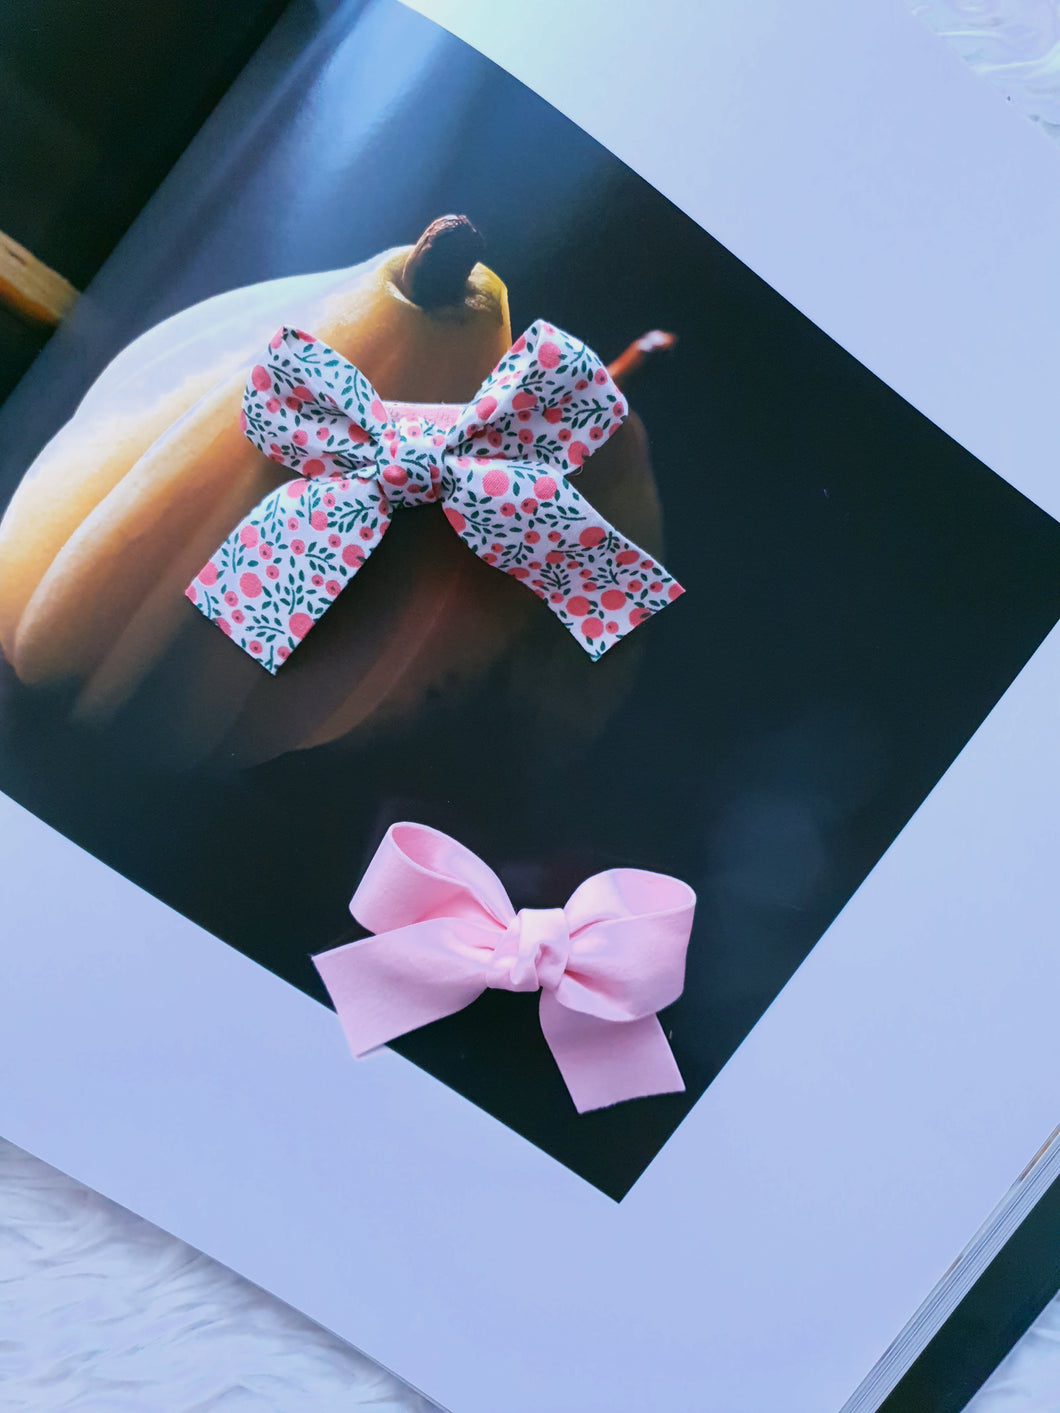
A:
[187, 321, 683, 673]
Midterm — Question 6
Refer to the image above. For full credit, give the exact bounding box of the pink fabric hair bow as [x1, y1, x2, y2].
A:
[313, 822, 695, 1113]
[187, 320, 683, 673]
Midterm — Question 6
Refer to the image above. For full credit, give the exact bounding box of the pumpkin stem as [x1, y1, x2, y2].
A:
[399, 215, 486, 310]
[607, 329, 678, 388]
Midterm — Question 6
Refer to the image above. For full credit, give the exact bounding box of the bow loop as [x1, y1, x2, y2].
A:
[351, 820, 515, 936]
[449, 319, 626, 477]
[244, 327, 387, 477]
[313, 823, 695, 1112]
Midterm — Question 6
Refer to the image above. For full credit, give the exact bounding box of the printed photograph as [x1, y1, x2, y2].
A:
[0, 0, 1057, 1199]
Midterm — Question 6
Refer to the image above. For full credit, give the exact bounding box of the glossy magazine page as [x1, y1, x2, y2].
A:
[0, 2, 1058, 1410]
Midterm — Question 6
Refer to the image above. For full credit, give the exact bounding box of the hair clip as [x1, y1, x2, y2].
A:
[188, 321, 683, 672]
[313, 822, 695, 1113]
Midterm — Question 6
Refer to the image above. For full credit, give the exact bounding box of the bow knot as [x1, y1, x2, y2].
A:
[371, 407, 449, 506]
[188, 321, 684, 673]
[493, 906, 570, 992]
[312, 822, 696, 1113]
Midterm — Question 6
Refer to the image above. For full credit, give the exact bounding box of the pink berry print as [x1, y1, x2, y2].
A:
[216, 617, 232, 635]
[481, 468, 509, 496]
[197, 316, 682, 672]
[185, 584, 196, 602]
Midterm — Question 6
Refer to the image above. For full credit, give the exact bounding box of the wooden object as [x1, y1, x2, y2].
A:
[0, 231, 79, 327]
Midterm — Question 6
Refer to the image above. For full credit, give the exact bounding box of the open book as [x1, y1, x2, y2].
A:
[0, 2, 1057, 1409]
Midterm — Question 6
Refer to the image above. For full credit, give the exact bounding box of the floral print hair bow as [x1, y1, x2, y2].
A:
[187, 320, 683, 673]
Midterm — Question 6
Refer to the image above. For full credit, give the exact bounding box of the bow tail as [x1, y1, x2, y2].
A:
[313, 920, 494, 1058]
[538, 991, 685, 1113]
[187, 473, 388, 672]
[447, 467, 683, 662]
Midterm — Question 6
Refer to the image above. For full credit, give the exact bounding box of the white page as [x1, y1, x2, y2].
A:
[2, 2, 1059, 1410]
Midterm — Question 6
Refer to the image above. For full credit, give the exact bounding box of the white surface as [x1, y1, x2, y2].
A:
[965, 1292, 1060, 1410]
[2, 3, 1060, 1412]
[910, 0, 1060, 134]
[0, 1137, 432, 1413]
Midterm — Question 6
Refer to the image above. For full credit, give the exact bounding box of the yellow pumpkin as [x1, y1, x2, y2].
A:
[0, 218, 667, 770]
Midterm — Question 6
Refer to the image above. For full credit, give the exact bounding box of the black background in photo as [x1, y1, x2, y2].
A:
[1, 0, 1058, 1199]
